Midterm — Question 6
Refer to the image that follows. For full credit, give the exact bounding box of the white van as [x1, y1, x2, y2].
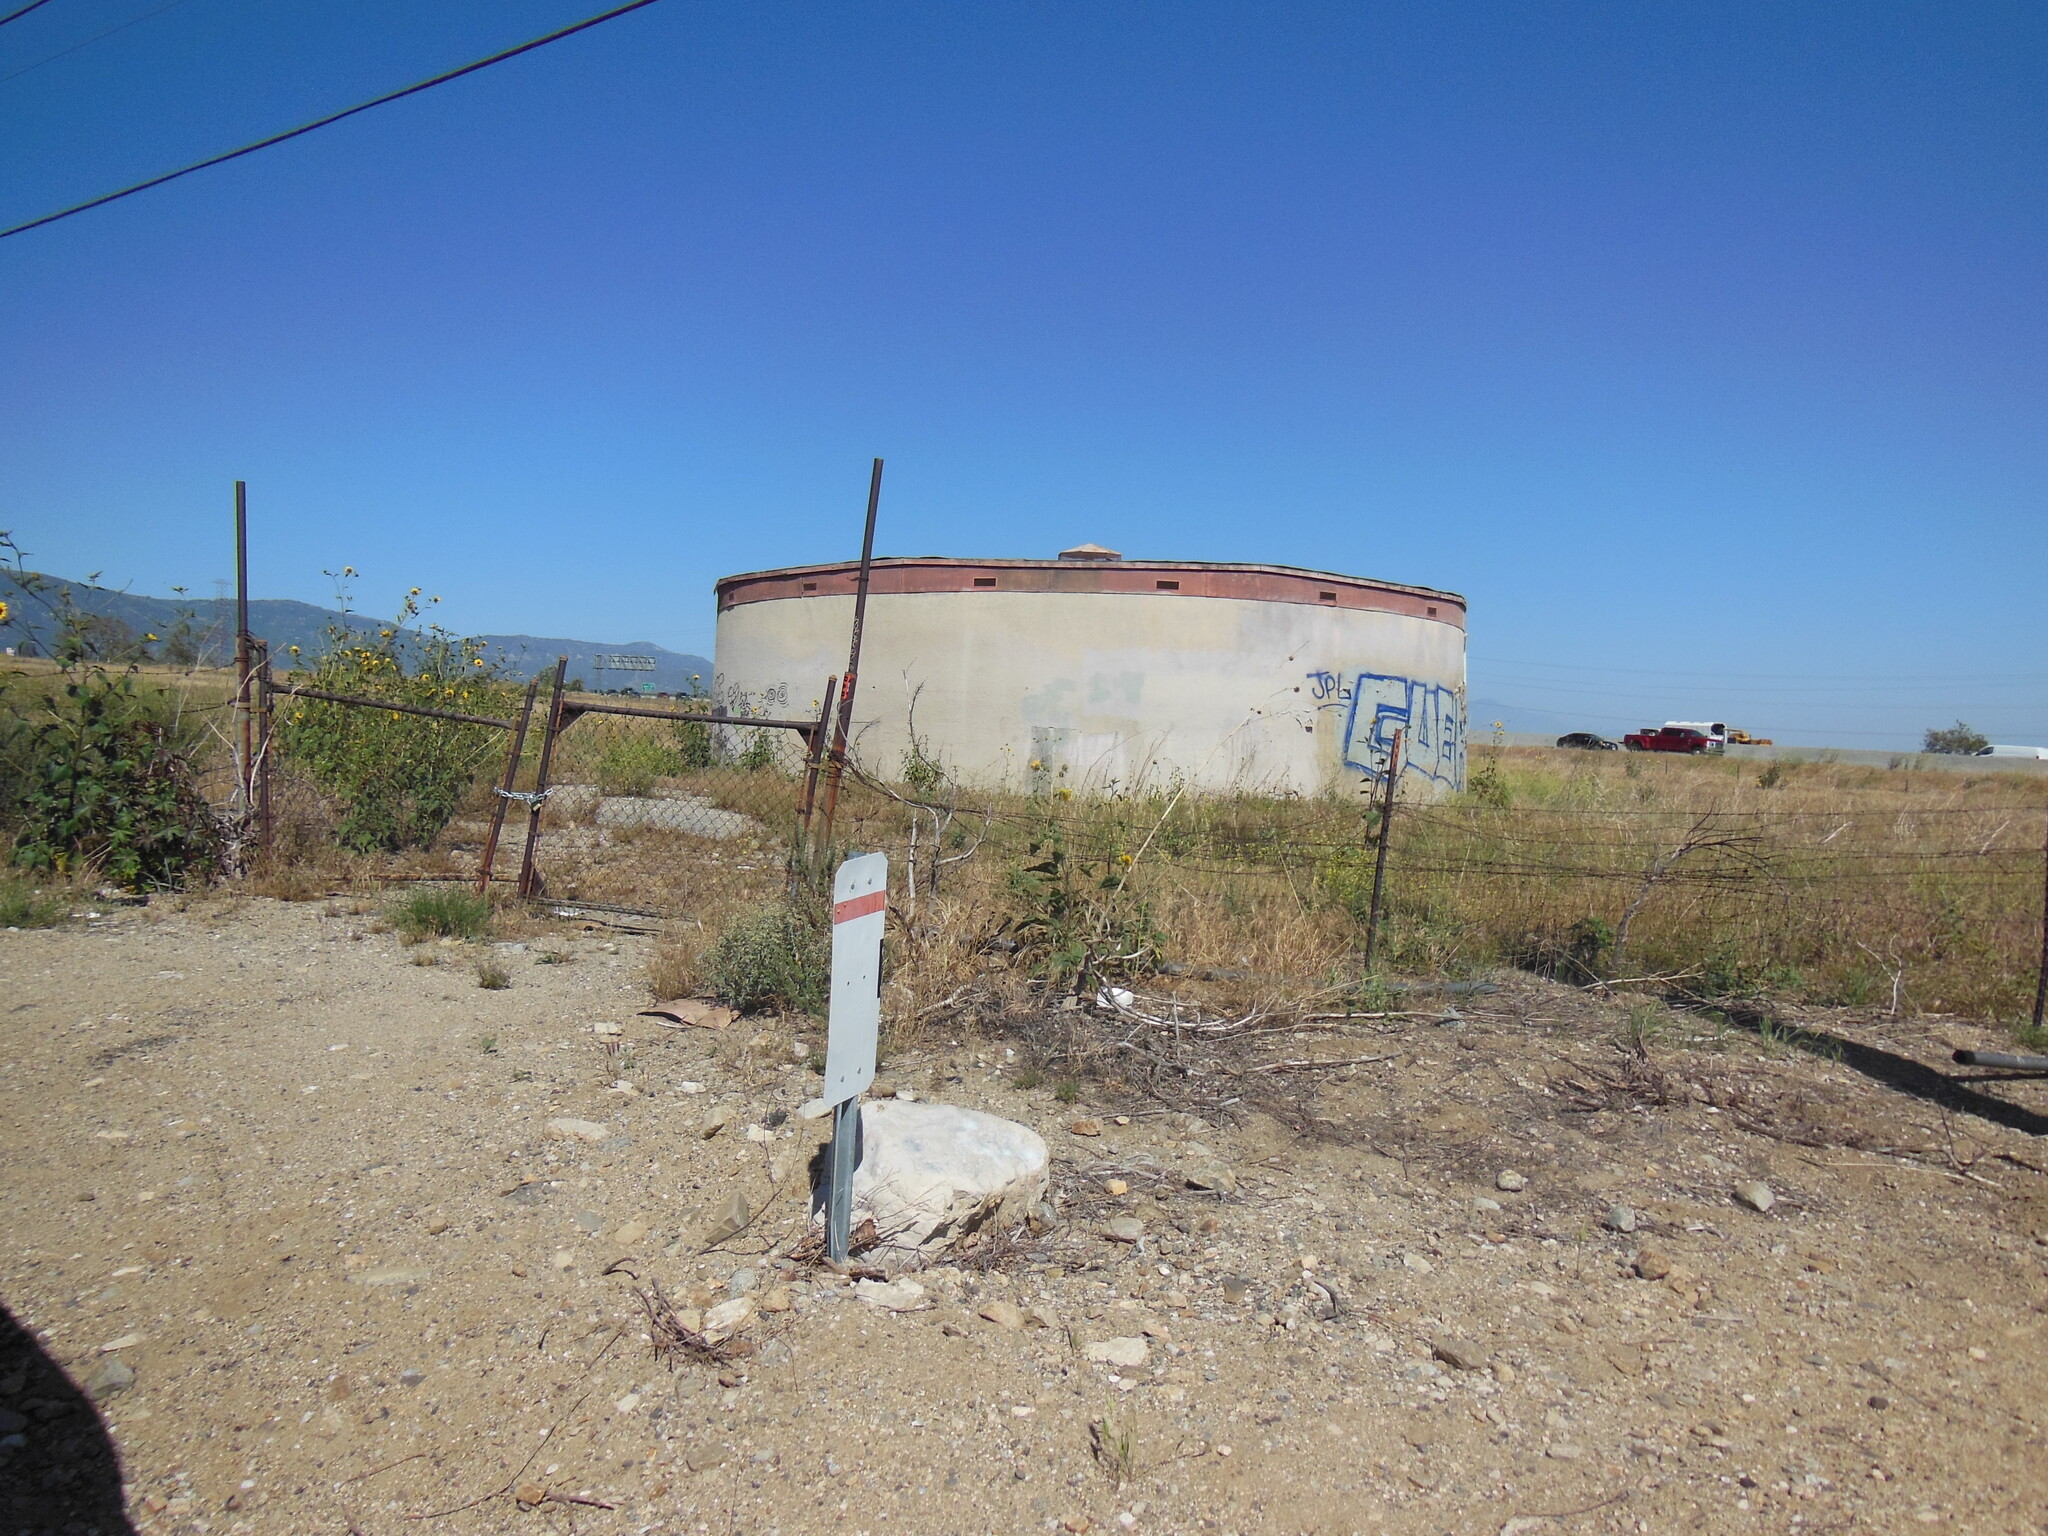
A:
[1975, 744, 2048, 759]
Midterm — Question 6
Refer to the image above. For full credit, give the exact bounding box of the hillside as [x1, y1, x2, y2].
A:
[0, 571, 712, 692]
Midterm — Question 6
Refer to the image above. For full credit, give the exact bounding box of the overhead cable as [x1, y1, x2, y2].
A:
[0, 0, 666, 240]
[0, 0, 60, 31]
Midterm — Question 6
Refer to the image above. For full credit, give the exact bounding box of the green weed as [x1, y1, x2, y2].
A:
[0, 876, 69, 927]
[700, 898, 828, 1015]
[388, 887, 492, 944]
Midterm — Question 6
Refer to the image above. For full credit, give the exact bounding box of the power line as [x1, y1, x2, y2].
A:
[0, 0, 61, 31]
[0, 0, 666, 240]
[0, 0, 194, 89]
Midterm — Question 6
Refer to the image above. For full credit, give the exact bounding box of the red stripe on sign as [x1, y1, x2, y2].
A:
[833, 890, 886, 924]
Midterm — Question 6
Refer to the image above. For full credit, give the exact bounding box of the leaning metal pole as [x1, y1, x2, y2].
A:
[1361, 727, 1405, 974]
[476, 677, 542, 896]
[514, 658, 569, 900]
[814, 458, 883, 856]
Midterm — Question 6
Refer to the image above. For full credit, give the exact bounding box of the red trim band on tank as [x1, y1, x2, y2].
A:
[714, 558, 1466, 628]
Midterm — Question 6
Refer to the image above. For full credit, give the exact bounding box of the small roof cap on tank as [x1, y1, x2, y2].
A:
[1058, 542, 1122, 561]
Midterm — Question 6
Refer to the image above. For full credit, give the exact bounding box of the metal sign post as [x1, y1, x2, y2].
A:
[824, 852, 887, 1264]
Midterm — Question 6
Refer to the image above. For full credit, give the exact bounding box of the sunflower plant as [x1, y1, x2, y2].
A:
[275, 591, 518, 851]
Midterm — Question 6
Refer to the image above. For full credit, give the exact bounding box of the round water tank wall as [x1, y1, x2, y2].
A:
[713, 557, 1467, 798]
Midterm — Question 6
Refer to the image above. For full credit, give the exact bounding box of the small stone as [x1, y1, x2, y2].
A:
[1103, 1178, 1129, 1196]
[615, 1392, 641, 1414]
[685, 1445, 727, 1473]
[97, 1332, 145, 1354]
[1220, 1276, 1252, 1304]
[1868, 1394, 1889, 1410]
[1069, 1118, 1104, 1137]
[1433, 1338, 1487, 1371]
[1632, 1248, 1673, 1280]
[979, 1298, 1027, 1330]
[551, 1248, 575, 1270]
[798, 1099, 830, 1120]
[1062, 1518, 1092, 1534]
[424, 1218, 452, 1236]
[698, 1191, 752, 1247]
[1402, 1251, 1435, 1274]
[744, 1124, 775, 1143]
[1605, 1205, 1639, 1234]
[354, 1266, 430, 1287]
[1473, 1197, 1501, 1213]
[726, 1267, 759, 1296]
[702, 1296, 757, 1342]
[1546, 1442, 1584, 1460]
[758, 1286, 794, 1313]
[1082, 1336, 1149, 1368]
[84, 1356, 135, 1399]
[855, 1278, 927, 1312]
[1495, 1170, 1528, 1193]
[591, 1021, 623, 1036]
[894, 1088, 918, 1102]
[545, 1117, 610, 1144]
[1184, 1164, 1237, 1193]
[398, 1369, 425, 1387]
[612, 1218, 649, 1247]
[700, 1111, 733, 1140]
[870, 1082, 897, 1099]
[1102, 1216, 1144, 1243]
[514, 1480, 548, 1506]
[1733, 1180, 1776, 1213]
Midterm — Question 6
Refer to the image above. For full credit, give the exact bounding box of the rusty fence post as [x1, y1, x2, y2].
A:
[2034, 813, 2048, 1033]
[797, 675, 839, 859]
[814, 457, 883, 857]
[1361, 727, 1405, 974]
[477, 677, 542, 897]
[515, 658, 570, 900]
[255, 642, 274, 854]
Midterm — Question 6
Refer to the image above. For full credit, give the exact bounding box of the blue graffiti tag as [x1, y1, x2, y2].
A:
[1336, 671, 1465, 788]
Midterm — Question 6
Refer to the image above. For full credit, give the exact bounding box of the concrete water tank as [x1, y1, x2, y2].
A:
[713, 546, 1467, 798]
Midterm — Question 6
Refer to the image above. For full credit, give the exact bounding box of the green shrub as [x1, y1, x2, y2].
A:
[596, 735, 679, 796]
[475, 957, 511, 990]
[274, 596, 515, 852]
[700, 899, 828, 1015]
[4, 665, 220, 889]
[387, 887, 491, 944]
[0, 875, 69, 927]
[675, 717, 714, 770]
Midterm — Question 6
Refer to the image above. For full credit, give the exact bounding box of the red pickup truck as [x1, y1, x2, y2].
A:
[1623, 726, 1719, 754]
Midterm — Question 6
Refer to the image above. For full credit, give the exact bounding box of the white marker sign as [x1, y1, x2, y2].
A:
[823, 852, 887, 1107]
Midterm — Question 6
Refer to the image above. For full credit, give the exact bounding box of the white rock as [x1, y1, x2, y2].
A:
[1733, 1180, 1776, 1213]
[798, 1098, 831, 1120]
[1495, 1170, 1528, 1193]
[701, 1296, 757, 1342]
[1082, 1336, 1149, 1367]
[837, 1100, 1050, 1261]
[546, 1118, 610, 1144]
[854, 1277, 927, 1312]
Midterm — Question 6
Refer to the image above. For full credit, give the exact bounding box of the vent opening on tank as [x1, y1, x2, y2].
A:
[802, 581, 817, 591]
[1319, 590, 1337, 602]
[1155, 579, 1179, 590]
[973, 576, 997, 587]
[1427, 605, 1437, 616]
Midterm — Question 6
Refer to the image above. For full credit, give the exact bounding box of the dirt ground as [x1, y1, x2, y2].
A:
[3, 895, 2046, 1536]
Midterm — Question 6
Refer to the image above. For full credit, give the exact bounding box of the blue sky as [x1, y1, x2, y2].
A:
[3, 1, 2044, 747]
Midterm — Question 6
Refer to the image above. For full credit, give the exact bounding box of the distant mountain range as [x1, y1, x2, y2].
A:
[0, 571, 713, 694]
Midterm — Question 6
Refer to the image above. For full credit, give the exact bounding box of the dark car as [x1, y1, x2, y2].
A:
[1556, 732, 1621, 751]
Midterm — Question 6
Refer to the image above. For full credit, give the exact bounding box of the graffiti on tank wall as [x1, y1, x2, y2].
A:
[1304, 669, 1465, 789]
